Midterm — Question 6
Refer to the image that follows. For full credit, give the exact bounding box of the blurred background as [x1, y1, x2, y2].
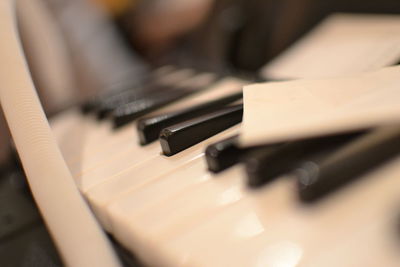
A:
[1, 0, 400, 266]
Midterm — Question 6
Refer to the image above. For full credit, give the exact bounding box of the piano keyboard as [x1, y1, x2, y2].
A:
[50, 67, 400, 267]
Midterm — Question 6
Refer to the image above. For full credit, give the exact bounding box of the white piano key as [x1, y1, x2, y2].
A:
[107, 158, 210, 247]
[86, 126, 240, 230]
[77, 142, 161, 192]
[108, 165, 244, 250]
[127, 168, 244, 238]
[107, 158, 209, 228]
[69, 122, 151, 176]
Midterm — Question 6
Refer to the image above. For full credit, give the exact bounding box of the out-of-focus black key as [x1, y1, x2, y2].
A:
[80, 72, 152, 115]
[96, 89, 144, 119]
[113, 72, 220, 127]
[160, 104, 243, 156]
[297, 125, 400, 203]
[95, 71, 191, 119]
[113, 89, 194, 128]
[81, 80, 146, 115]
[205, 135, 242, 173]
[80, 65, 179, 114]
[205, 135, 281, 173]
[96, 84, 175, 119]
[245, 131, 364, 188]
[244, 145, 285, 187]
[137, 92, 242, 145]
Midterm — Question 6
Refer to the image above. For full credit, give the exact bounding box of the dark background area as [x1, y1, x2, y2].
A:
[136, 0, 400, 74]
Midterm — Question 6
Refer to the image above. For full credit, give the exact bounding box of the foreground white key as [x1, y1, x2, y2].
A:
[86, 126, 240, 230]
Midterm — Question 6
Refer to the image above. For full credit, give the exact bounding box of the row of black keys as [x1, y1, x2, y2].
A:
[207, 126, 400, 202]
[81, 68, 245, 150]
[81, 68, 226, 128]
[81, 68, 400, 204]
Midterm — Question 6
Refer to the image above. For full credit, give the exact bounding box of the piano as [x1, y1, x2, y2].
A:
[49, 69, 400, 267]
[2, 0, 400, 266]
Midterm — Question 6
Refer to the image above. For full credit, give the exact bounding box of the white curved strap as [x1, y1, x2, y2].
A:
[0, 0, 121, 266]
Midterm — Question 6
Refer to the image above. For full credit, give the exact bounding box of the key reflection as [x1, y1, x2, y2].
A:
[255, 241, 303, 267]
[234, 212, 265, 238]
[217, 186, 242, 205]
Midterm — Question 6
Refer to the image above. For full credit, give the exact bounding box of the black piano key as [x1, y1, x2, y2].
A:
[297, 125, 400, 203]
[96, 84, 174, 120]
[80, 73, 154, 115]
[112, 73, 220, 128]
[205, 135, 283, 173]
[95, 70, 193, 119]
[96, 89, 144, 119]
[245, 145, 286, 188]
[81, 81, 147, 115]
[80, 65, 180, 114]
[205, 135, 242, 173]
[245, 131, 364, 188]
[137, 92, 242, 145]
[112, 89, 196, 128]
[81, 89, 122, 114]
[160, 104, 243, 156]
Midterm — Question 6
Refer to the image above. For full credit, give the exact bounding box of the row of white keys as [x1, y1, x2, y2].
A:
[91, 124, 400, 267]
[76, 132, 160, 192]
[144, 155, 400, 267]
[109, 165, 253, 266]
[85, 125, 240, 231]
